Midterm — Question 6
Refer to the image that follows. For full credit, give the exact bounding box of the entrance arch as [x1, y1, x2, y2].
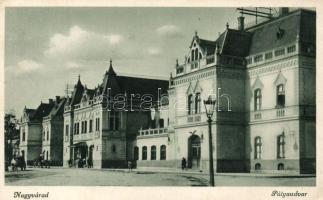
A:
[188, 135, 201, 169]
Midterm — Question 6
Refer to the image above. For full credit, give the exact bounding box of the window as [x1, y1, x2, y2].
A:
[84, 121, 87, 133]
[43, 131, 45, 141]
[254, 54, 263, 63]
[254, 89, 262, 111]
[246, 57, 252, 65]
[81, 121, 84, 133]
[112, 144, 116, 153]
[159, 119, 164, 128]
[195, 93, 201, 114]
[74, 123, 80, 135]
[22, 130, 25, 142]
[276, 84, 285, 107]
[109, 111, 119, 130]
[151, 146, 156, 160]
[277, 133, 285, 158]
[278, 163, 284, 170]
[287, 45, 296, 53]
[95, 118, 100, 131]
[265, 52, 273, 60]
[188, 94, 193, 115]
[274, 48, 285, 57]
[160, 145, 166, 160]
[194, 49, 198, 61]
[142, 146, 147, 160]
[254, 137, 262, 159]
[89, 120, 93, 133]
[255, 163, 261, 170]
[47, 129, 49, 141]
[191, 50, 194, 62]
[176, 67, 184, 74]
[65, 125, 69, 137]
[134, 146, 139, 160]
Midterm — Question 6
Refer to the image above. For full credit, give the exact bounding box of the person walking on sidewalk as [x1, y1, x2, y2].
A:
[181, 157, 186, 170]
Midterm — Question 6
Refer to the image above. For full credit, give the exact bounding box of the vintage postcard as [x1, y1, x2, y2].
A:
[1, 0, 321, 200]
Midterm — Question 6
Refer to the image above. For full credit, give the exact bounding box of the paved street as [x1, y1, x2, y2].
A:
[5, 167, 315, 186]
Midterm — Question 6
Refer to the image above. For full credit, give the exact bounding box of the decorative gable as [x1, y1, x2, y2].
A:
[186, 82, 194, 95]
[274, 71, 287, 86]
[251, 76, 264, 90]
[193, 80, 203, 93]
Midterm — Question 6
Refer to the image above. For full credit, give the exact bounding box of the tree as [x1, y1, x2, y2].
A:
[4, 112, 18, 172]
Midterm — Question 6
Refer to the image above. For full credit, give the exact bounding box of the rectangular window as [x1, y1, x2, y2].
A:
[176, 67, 184, 74]
[276, 84, 285, 107]
[109, 111, 119, 131]
[287, 45, 296, 53]
[89, 120, 93, 133]
[254, 54, 263, 63]
[277, 133, 285, 158]
[85, 121, 87, 133]
[274, 48, 285, 57]
[22, 131, 25, 142]
[65, 125, 69, 136]
[265, 52, 273, 60]
[95, 118, 100, 131]
[246, 57, 252, 65]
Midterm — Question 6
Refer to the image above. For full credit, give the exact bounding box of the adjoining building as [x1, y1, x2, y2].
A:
[63, 61, 169, 168]
[19, 102, 55, 165]
[42, 96, 67, 166]
[136, 8, 316, 174]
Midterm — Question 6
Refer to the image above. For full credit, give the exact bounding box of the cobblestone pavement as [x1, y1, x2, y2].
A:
[5, 167, 315, 186]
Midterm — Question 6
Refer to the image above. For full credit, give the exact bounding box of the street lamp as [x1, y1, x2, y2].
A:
[204, 95, 216, 186]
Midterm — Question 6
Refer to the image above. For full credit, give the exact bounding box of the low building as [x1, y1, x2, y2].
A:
[63, 61, 169, 168]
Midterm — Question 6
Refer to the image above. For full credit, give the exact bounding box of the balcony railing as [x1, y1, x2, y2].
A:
[176, 113, 210, 126]
[250, 106, 299, 122]
[138, 127, 168, 137]
[73, 132, 94, 141]
[176, 55, 216, 76]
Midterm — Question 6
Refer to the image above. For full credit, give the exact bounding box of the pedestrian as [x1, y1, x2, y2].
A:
[181, 157, 186, 170]
[11, 156, 17, 172]
[127, 161, 132, 172]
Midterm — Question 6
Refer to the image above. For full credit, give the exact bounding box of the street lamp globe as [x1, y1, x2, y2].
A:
[204, 96, 216, 118]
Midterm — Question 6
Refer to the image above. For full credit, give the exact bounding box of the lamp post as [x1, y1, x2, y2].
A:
[204, 96, 216, 186]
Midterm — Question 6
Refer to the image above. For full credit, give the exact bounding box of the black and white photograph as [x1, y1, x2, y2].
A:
[1, 1, 320, 200]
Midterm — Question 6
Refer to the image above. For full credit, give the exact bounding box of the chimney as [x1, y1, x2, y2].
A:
[55, 96, 60, 103]
[279, 8, 289, 17]
[49, 98, 53, 104]
[238, 16, 245, 31]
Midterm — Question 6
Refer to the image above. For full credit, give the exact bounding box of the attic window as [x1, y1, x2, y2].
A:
[274, 48, 285, 57]
[276, 28, 285, 39]
[265, 52, 273, 60]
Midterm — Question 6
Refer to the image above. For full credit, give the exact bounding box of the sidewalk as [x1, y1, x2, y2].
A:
[100, 167, 316, 178]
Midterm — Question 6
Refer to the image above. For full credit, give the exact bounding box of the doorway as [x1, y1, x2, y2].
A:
[188, 135, 201, 169]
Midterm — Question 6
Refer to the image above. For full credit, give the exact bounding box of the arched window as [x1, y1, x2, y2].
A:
[142, 146, 147, 160]
[191, 50, 194, 62]
[254, 137, 262, 159]
[255, 163, 261, 170]
[22, 129, 25, 142]
[112, 144, 116, 153]
[278, 163, 284, 170]
[151, 146, 156, 160]
[134, 146, 139, 160]
[160, 145, 166, 160]
[276, 84, 285, 107]
[195, 93, 201, 114]
[277, 133, 285, 158]
[199, 52, 202, 60]
[254, 89, 262, 111]
[188, 94, 193, 115]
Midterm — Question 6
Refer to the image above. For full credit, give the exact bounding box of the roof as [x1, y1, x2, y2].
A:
[31, 102, 55, 121]
[69, 77, 84, 106]
[101, 64, 169, 102]
[221, 29, 252, 57]
[47, 97, 66, 117]
[247, 9, 315, 55]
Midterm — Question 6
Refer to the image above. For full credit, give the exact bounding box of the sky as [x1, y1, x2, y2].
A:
[4, 7, 266, 117]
